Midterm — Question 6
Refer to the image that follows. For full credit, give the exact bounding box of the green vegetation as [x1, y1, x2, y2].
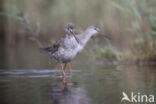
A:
[1, 0, 156, 64]
[134, 17, 156, 62]
[95, 0, 156, 64]
[98, 46, 121, 62]
[0, 12, 43, 47]
[113, 0, 156, 64]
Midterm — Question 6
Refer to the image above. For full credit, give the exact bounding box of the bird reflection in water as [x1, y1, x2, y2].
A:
[51, 73, 92, 104]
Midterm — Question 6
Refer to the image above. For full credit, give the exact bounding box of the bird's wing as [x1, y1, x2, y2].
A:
[40, 37, 65, 54]
[75, 33, 84, 45]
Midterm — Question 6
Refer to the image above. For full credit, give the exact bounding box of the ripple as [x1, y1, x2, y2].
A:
[0, 69, 82, 75]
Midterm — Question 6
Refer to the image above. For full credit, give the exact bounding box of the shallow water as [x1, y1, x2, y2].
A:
[0, 65, 156, 104]
[0, 41, 156, 104]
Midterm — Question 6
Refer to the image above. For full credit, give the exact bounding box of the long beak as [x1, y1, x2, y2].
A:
[70, 30, 80, 43]
[98, 31, 111, 40]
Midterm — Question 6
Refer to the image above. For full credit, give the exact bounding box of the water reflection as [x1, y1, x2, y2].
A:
[0, 68, 92, 104]
[0, 65, 156, 104]
[1, 38, 156, 104]
[51, 77, 92, 104]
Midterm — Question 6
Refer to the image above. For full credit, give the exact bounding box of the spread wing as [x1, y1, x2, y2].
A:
[40, 38, 65, 54]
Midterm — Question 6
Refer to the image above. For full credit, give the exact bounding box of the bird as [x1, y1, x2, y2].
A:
[41, 23, 79, 76]
[41, 23, 109, 77]
[73, 25, 109, 53]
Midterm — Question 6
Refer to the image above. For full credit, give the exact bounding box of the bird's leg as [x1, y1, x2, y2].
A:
[60, 64, 66, 77]
[55, 62, 58, 70]
[55, 62, 59, 76]
[63, 63, 67, 76]
[67, 63, 71, 73]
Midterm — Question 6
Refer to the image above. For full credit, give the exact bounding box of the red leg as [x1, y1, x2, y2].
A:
[67, 63, 71, 73]
[55, 62, 58, 69]
[54, 62, 59, 76]
[60, 64, 66, 77]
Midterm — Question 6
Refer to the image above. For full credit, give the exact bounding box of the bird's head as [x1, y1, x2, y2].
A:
[65, 23, 80, 43]
[86, 25, 110, 39]
[65, 23, 75, 35]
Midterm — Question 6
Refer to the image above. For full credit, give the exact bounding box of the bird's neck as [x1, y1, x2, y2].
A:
[79, 31, 94, 46]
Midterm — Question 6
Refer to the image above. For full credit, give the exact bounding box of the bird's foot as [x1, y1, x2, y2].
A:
[62, 71, 66, 77]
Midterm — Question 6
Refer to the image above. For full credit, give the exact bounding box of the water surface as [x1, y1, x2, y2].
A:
[0, 41, 156, 104]
[0, 65, 156, 104]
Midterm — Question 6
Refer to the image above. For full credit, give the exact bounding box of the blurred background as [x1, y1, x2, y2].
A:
[0, 0, 156, 68]
[1, 1, 156, 104]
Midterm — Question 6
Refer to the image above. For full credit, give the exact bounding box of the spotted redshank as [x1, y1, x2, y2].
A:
[41, 24, 108, 77]
[41, 23, 79, 76]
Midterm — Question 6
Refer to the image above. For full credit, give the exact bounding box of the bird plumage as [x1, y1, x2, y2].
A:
[41, 23, 107, 76]
[41, 23, 79, 63]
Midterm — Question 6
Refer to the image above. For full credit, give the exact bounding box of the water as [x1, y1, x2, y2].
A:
[0, 65, 156, 104]
[0, 42, 156, 104]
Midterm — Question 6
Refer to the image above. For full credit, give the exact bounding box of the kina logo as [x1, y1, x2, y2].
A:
[121, 92, 154, 103]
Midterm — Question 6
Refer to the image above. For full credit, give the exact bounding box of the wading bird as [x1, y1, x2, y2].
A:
[41, 23, 108, 77]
